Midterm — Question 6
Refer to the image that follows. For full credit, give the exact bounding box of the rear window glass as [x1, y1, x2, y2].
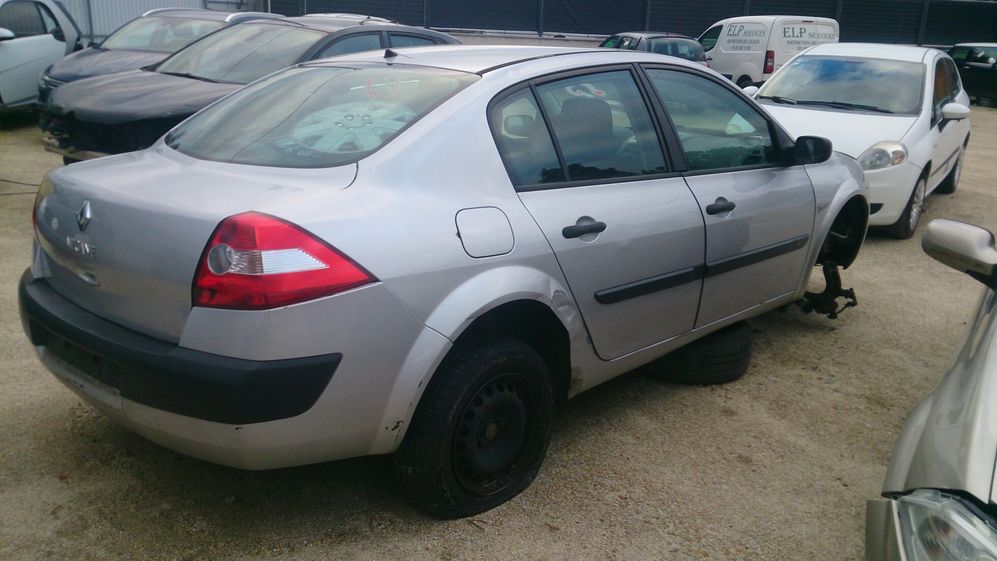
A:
[156, 23, 323, 84]
[166, 65, 478, 168]
[101, 16, 224, 53]
[647, 38, 705, 61]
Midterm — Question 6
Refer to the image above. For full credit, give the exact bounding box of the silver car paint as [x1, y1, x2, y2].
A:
[30, 47, 869, 468]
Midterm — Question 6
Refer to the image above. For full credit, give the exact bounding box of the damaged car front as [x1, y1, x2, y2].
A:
[867, 219, 997, 560]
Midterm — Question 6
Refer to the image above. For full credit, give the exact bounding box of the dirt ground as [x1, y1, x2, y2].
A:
[1, 105, 995, 561]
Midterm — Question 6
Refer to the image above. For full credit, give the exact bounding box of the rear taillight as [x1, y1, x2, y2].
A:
[193, 212, 375, 310]
[764, 50, 775, 74]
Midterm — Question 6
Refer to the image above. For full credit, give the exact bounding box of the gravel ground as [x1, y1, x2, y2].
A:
[1, 107, 996, 561]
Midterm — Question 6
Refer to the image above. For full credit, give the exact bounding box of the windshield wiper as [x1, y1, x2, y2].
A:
[757, 94, 798, 105]
[158, 71, 219, 83]
[792, 100, 895, 114]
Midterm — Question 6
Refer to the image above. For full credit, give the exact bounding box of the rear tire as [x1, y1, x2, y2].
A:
[393, 337, 554, 519]
[736, 76, 754, 88]
[651, 321, 753, 385]
[883, 176, 927, 239]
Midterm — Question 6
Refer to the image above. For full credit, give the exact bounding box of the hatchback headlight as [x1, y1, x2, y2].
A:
[897, 490, 997, 560]
[858, 141, 907, 171]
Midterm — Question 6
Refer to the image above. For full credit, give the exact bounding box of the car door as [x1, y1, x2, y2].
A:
[0, 0, 65, 106]
[643, 65, 815, 328]
[491, 68, 706, 360]
[927, 57, 967, 191]
[963, 47, 997, 100]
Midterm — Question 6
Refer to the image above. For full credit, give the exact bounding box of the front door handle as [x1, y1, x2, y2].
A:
[706, 197, 736, 215]
[562, 221, 607, 239]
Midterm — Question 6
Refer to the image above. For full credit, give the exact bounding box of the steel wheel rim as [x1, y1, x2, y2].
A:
[909, 179, 926, 231]
[452, 372, 532, 496]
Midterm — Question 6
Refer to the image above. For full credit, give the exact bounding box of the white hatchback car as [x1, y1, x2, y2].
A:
[0, 0, 81, 109]
[753, 43, 971, 238]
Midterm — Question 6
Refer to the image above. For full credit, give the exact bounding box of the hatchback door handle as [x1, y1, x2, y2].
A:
[562, 221, 607, 239]
[706, 197, 736, 215]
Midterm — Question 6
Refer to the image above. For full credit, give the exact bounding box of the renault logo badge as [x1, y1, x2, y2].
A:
[76, 201, 92, 232]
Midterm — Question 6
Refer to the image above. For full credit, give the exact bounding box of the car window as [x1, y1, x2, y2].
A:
[36, 2, 58, 34]
[490, 89, 565, 187]
[101, 16, 224, 53]
[389, 33, 436, 48]
[619, 36, 639, 50]
[166, 64, 478, 168]
[969, 47, 997, 64]
[699, 25, 722, 51]
[157, 23, 323, 84]
[0, 1, 46, 37]
[933, 59, 953, 116]
[646, 68, 779, 171]
[648, 38, 705, 61]
[599, 35, 623, 48]
[949, 47, 970, 63]
[319, 33, 381, 57]
[535, 70, 666, 181]
[943, 58, 961, 98]
[759, 55, 925, 115]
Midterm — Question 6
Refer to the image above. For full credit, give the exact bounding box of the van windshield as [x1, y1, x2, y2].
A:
[758, 55, 925, 115]
[166, 64, 479, 168]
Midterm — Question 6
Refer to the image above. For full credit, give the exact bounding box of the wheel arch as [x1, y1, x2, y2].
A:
[816, 194, 869, 269]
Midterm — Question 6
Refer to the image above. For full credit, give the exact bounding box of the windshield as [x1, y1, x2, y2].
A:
[156, 23, 323, 84]
[759, 55, 925, 115]
[166, 65, 479, 168]
[100, 16, 224, 53]
[647, 38, 705, 61]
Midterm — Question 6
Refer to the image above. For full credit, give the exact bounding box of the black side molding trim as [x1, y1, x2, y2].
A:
[705, 234, 809, 277]
[593, 234, 809, 304]
[595, 265, 706, 304]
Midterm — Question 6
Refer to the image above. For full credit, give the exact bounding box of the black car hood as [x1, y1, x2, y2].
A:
[50, 70, 241, 124]
[47, 48, 168, 83]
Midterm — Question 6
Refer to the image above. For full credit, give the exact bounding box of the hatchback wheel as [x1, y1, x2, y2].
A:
[649, 321, 753, 384]
[394, 337, 554, 519]
[884, 176, 927, 239]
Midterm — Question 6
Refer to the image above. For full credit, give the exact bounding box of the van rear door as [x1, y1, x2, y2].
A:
[770, 17, 839, 76]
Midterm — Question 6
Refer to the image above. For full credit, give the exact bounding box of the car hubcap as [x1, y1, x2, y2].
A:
[909, 179, 926, 231]
[453, 373, 530, 496]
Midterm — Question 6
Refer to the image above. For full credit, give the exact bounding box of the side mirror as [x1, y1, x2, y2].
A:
[790, 135, 832, 165]
[922, 219, 997, 289]
[504, 114, 534, 137]
[51, 27, 65, 42]
[742, 85, 759, 96]
[942, 102, 970, 121]
[0, 27, 14, 41]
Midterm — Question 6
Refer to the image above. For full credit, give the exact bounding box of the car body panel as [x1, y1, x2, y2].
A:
[23, 46, 869, 469]
[46, 48, 168, 82]
[949, 43, 997, 100]
[882, 288, 997, 505]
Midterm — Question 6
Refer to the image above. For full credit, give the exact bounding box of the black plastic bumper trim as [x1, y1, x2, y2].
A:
[18, 270, 339, 425]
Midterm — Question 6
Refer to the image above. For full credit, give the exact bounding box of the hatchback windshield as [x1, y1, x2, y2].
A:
[759, 56, 925, 115]
[166, 65, 479, 168]
[156, 23, 323, 84]
[101, 16, 224, 53]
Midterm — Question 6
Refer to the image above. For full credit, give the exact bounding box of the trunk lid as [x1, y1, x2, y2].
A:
[35, 146, 357, 342]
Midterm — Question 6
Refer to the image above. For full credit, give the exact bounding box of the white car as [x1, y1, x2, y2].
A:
[0, 0, 80, 109]
[753, 43, 971, 238]
[697, 15, 839, 87]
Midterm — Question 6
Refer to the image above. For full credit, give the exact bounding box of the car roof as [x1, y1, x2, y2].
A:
[611, 32, 693, 40]
[140, 8, 267, 22]
[282, 14, 404, 31]
[713, 15, 837, 25]
[954, 42, 997, 48]
[805, 42, 935, 62]
[306, 44, 700, 74]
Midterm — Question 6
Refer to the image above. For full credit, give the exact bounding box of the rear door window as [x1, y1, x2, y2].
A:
[389, 33, 436, 48]
[646, 68, 779, 171]
[490, 89, 565, 187]
[319, 33, 382, 57]
[534, 70, 666, 181]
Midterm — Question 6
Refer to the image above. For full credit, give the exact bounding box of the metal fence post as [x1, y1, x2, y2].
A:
[538, 0, 544, 37]
[643, 0, 651, 31]
[835, 0, 844, 22]
[744, 0, 751, 15]
[424, 0, 430, 28]
[918, 0, 930, 45]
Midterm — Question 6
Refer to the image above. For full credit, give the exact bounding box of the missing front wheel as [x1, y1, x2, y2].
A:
[797, 263, 857, 319]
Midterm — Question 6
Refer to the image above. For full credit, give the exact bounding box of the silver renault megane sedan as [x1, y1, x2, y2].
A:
[19, 45, 869, 518]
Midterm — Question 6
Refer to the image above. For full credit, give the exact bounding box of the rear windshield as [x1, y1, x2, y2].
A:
[156, 23, 323, 84]
[101, 16, 224, 53]
[759, 55, 925, 115]
[166, 65, 479, 168]
[647, 37, 705, 61]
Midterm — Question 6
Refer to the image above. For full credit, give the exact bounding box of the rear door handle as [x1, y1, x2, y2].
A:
[562, 221, 607, 239]
[705, 197, 736, 215]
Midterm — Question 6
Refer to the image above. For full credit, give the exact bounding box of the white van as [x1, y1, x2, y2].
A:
[698, 15, 838, 87]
